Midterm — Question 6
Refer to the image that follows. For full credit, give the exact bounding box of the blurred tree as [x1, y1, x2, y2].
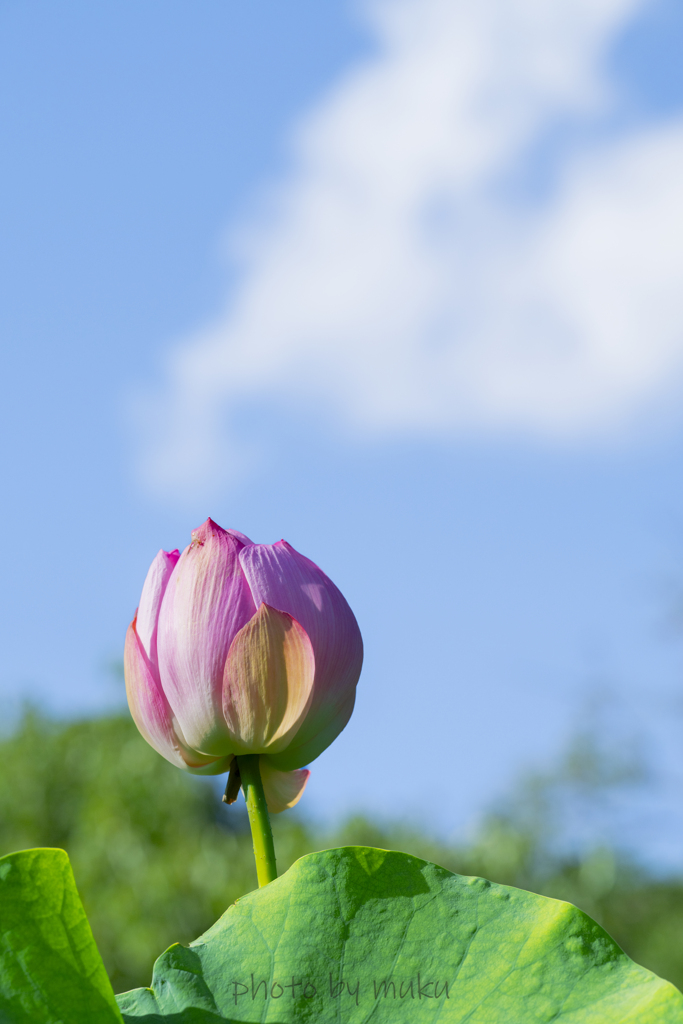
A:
[0, 709, 311, 992]
[0, 708, 681, 994]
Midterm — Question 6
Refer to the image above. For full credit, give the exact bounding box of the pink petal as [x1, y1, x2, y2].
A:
[222, 604, 315, 754]
[259, 757, 310, 813]
[124, 617, 228, 774]
[227, 528, 254, 547]
[136, 549, 180, 664]
[238, 541, 363, 765]
[266, 690, 355, 773]
[157, 519, 256, 756]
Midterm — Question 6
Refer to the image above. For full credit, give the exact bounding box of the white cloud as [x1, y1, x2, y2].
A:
[140, 0, 683, 495]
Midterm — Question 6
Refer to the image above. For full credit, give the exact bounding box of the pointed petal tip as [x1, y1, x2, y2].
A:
[191, 517, 227, 543]
[152, 547, 180, 568]
[190, 519, 253, 549]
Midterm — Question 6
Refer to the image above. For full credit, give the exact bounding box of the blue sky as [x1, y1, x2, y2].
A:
[2, 0, 683, 865]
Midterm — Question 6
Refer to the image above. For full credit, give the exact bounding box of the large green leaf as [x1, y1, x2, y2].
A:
[118, 846, 683, 1023]
[0, 847, 123, 1024]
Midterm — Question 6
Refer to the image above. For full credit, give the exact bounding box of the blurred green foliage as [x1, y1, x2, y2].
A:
[0, 708, 681, 995]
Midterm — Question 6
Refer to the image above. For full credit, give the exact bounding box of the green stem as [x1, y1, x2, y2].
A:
[236, 754, 277, 887]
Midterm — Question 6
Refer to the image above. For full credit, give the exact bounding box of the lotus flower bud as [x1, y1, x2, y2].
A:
[124, 519, 363, 813]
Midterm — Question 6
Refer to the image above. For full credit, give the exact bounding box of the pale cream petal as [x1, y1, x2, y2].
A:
[260, 757, 310, 813]
[222, 603, 315, 754]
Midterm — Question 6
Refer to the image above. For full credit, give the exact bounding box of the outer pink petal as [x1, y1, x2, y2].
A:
[227, 528, 254, 547]
[124, 617, 227, 774]
[266, 690, 355, 773]
[259, 756, 310, 813]
[157, 518, 256, 756]
[136, 549, 180, 663]
[238, 541, 363, 764]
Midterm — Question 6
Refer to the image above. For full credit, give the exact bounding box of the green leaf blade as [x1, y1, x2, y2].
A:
[0, 847, 123, 1023]
[119, 846, 683, 1022]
